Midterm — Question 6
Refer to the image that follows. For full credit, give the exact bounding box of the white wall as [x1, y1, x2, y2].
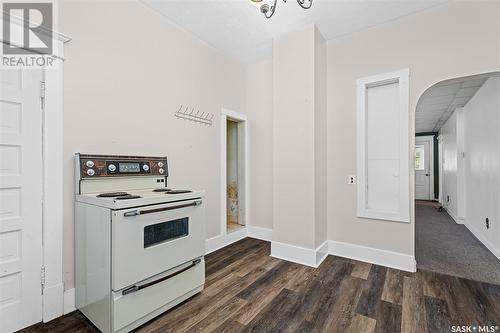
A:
[60, 0, 246, 290]
[245, 60, 274, 231]
[327, 1, 500, 257]
[440, 110, 458, 221]
[463, 77, 500, 258]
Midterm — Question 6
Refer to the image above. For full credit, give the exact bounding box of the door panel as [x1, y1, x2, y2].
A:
[0, 68, 43, 333]
[415, 141, 431, 200]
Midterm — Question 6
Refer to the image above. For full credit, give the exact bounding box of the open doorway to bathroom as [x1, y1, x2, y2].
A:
[221, 109, 247, 235]
[226, 119, 244, 233]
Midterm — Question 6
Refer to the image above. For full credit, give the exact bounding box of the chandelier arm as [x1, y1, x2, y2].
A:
[296, 0, 313, 9]
[264, 0, 278, 18]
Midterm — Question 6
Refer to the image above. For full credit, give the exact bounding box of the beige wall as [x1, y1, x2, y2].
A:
[327, 1, 500, 255]
[245, 60, 274, 230]
[60, 0, 246, 290]
[314, 26, 327, 248]
[272, 25, 327, 250]
[273, 26, 316, 249]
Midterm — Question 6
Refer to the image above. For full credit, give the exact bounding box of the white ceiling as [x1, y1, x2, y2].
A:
[143, 0, 446, 64]
[415, 75, 492, 133]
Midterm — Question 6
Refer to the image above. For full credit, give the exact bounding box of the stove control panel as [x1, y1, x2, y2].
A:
[77, 154, 168, 178]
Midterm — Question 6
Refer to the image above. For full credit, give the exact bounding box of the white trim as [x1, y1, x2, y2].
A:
[42, 283, 64, 321]
[356, 68, 410, 223]
[205, 226, 273, 254]
[445, 207, 460, 224]
[270, 240, 328, 268]
[42, 43, 66, 323]
[205, 228, 248, 254]
[464, 221, 500, 261]
[415, 135, 435, 200]
[220, 108, 248, 237]
[437, 134, 443, 204]
[63, 288, 76, 315]
[329, 240, 416, 272]
[247, 226, 273, 241]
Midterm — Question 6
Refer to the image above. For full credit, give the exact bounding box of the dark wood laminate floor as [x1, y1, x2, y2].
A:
[22, 238, 500, 333]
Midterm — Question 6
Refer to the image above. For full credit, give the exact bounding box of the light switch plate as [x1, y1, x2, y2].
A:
[348, 175, 356, 184]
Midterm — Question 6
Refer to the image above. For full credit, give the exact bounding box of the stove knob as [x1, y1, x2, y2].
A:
[86, 169, 95, 176]
[86, 160, 94, 168]
[158, 168, 165, 174]
[108, 164, 116, 172]
[142, 164, 150, 171]
[158, 162, 164, 168]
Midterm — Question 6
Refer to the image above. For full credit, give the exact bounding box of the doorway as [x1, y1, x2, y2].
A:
[221, 109, 247, 235]
[414, 135, 434, 201]
[414, 72, 500, 284]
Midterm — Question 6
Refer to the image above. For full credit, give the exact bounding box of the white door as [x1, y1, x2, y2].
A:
[415, 141, 431, 200]
[0, 68, 43, 332]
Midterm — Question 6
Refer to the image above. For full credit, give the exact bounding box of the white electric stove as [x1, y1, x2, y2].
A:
[74, 154, 205, 333]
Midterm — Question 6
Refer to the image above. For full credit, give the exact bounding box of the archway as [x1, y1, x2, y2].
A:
[413, 72, 500, 284]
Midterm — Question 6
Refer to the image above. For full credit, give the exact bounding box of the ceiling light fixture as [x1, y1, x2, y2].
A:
[250, 0, 313, 19]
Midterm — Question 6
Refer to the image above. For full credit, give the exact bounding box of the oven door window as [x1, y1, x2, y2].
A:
[144, 217, 189, 248]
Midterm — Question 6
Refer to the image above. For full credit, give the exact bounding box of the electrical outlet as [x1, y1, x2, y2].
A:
[348, 175, 356, 185]
[486, 217, 490, 229]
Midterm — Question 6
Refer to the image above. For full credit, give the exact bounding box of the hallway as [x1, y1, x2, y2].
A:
[416, 203, 500, 285]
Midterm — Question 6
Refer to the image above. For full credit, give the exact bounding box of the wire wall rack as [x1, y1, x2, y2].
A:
[174, 105, 214, 126]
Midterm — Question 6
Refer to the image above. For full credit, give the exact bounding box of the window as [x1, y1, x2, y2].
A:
[415, 145, 425, 170]
[356, 69, 410, 223]
[144, 217, 189, 248]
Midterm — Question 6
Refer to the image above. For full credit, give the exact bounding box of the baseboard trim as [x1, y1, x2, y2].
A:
[247, 226, 273, 241]
[63, 288, 75, 315]
[446, 208, 461, 224]
[205, 226, 273, 254]
[270, 240, 328, 268]
[205, 228, 248, 254]
[43, 282, 64, 322]
[464, 221, 500, 260]
[329, 240, 416, 272]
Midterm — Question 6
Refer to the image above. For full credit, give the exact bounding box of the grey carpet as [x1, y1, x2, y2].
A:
[416, 204, 500, 285]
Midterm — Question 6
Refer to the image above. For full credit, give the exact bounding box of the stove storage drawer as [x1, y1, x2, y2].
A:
[111, 199, 205, 291]
[112, 258, 205, 332]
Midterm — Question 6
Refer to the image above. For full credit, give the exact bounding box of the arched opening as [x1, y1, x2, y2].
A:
[414, 72, 500, 284]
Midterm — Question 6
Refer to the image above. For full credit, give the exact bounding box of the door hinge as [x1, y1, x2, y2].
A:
[40, 266, 46, 291]
[40, 81, 46, 110]
[40, 81, 46, 99]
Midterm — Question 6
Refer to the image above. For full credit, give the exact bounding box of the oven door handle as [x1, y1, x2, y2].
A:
[122, 258, 202, 296]
[124, 200, 202, 217]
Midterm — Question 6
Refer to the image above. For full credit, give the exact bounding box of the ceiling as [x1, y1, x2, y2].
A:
[143, 0, 446, 64]
[415, 74, 498, 133]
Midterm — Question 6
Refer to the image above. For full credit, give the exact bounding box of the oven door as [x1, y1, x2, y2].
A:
[111, 199, 205, 291]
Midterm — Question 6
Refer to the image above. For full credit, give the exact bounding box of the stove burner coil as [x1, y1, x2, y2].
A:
[97, 192, 130, 198]
[152, 188, 172, 192]
[165, 190, 192, 194]
[114, 195, 142, 200]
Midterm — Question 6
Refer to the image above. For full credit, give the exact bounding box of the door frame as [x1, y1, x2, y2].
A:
[220, 108, 248, 237]
[1, 13, 71, 324]
[415, 135, 435, 200]
[437, 134, 443, 204]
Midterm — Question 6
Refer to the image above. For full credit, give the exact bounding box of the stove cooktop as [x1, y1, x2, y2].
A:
[78, 188, 205, 210]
